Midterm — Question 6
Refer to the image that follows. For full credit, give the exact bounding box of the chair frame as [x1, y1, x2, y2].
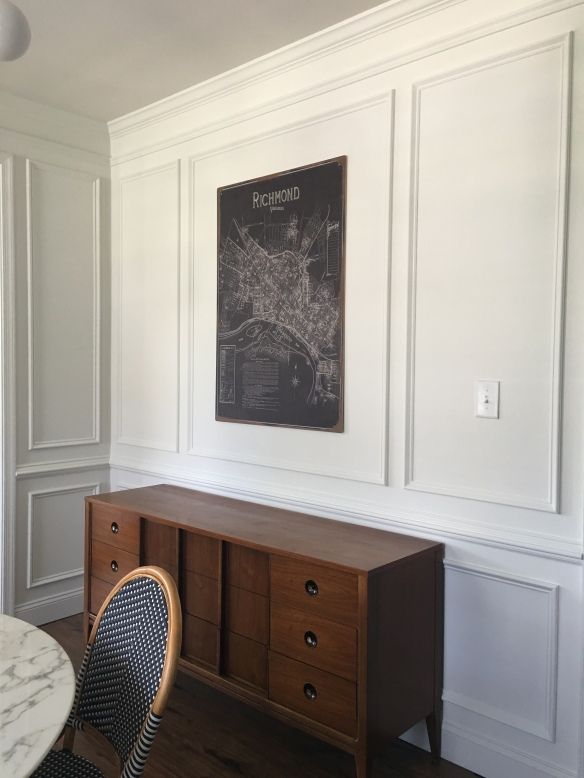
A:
[62, 565, 182, 775]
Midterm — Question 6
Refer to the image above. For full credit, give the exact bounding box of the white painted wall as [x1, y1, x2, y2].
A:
[107, 1, 584, 777]
[0, 93, 110, 623]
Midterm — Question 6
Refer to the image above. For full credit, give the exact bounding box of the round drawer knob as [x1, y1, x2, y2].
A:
[111, 560, 118, 572]
[111, 522, 119, 534]
[304, 683, 318, 702]
[304, 631, 318, 649]
[305, 580, 319, 597]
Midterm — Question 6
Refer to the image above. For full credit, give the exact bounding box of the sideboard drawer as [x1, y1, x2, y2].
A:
[270, 556, 358, 626]
[89, 576, 112, 615]
[270, 604, 357, 681]
[91, 504, 139, 554]
[183, 615, 219, 670]
[183, 532, 221, 579]
[269, 652, 357, 736]
[183, 571, 220, 625]
[91, 540, 139, 585]
[226, 586, 268, 644]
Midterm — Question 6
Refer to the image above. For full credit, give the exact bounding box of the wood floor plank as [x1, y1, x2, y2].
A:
[41, 615, 481, 778]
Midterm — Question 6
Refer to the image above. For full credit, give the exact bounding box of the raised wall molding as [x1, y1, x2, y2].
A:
[442, 721, 579, 778]
[14, 586, 84, 627]
[404, 35, 572, 512]
[116, 161, 181, 452]
[25, 159, 102, 451]
[109, 0, 580, 165]
[15, 456, 109, 479]
[26, 483, 99, 589]
[444, 560, 559, 742]
[184, 93, 393, 486]
[0, 153, 17, 616]
[109, 457, 583, 562]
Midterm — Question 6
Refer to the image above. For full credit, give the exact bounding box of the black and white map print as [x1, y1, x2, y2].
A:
[216, 157, 345, 431]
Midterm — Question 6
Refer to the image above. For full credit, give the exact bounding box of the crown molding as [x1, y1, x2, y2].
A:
[0, 89, 109, 160]
[108, 0, 581, 164]
[109, 0, 464, 139]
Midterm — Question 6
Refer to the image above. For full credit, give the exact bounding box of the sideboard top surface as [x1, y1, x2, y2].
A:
[87, 484, 441, 573]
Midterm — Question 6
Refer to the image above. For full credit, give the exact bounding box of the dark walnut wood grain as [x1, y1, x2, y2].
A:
[226, 543, 269, 595]
[183, 571, 220, 624]
[271, 555, 359, 626]
[270, 603, 357, 681]
[183, 531, 221, 578]
[269, 651, 357, 737]
[84, 485, 444, 778]
[224, 631, 268, 691]
[91, 503, 140, 553]
[226, 586, 269, 644]
[90, 540, 138, 585]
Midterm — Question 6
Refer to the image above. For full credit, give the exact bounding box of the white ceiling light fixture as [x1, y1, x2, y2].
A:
[0, 0, 30, 61]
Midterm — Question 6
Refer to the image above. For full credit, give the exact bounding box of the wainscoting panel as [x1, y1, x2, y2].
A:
[444, 561, 559, 742]
[406, 37, 571, 511]
[27, 484, 98, 589]
[26, 159, 101, 450]
[117, 162, 180, 452]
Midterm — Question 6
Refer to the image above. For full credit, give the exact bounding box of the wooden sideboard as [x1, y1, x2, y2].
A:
[84, 484, 444, 778]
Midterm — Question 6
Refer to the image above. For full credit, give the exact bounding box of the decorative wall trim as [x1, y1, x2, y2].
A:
[25, 159, 102, 450]
[0, 153, 16, 616]
[185, 93, 393, 485]
[116, 160, 181, 453]
[26, 483, 99, 589]
[109, 457, 584, 562]
[109, 0, 581, 165]
[0, 89, 109, 159]
[442, 721, 579, 778]
[404, 35, 572, 512]
[15, 456, 109, 479]
[444, 561, 559, 741]
[14, 586, 84, 627]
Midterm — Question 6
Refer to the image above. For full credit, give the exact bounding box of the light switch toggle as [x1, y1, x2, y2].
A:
[475, 380, 500, 419]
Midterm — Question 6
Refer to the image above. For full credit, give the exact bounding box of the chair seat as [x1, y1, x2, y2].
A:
[32, 748, 106, 777]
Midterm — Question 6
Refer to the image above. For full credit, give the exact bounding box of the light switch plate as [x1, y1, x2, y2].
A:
[475, 380, 500, 419]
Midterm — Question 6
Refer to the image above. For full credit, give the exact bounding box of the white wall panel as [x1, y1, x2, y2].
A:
[118, 162, 180, 451]
[444, 561, 558, 741]
[26, 160, 100, 449]
[189, 97, 392, 483]
[406, 38, 570, 511]
[27, 484, 98, 588]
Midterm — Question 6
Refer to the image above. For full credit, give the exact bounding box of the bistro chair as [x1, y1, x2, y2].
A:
[33, 565, 182, 778]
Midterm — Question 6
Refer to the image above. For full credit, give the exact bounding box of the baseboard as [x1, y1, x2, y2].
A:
[428, 723, 578, 778]
[14, 587, 83, 626]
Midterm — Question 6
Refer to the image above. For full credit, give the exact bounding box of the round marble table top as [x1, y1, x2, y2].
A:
[0, 614, 75, 778]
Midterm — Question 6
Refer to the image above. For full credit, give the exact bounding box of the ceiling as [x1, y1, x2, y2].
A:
[0, 0, 386, 122]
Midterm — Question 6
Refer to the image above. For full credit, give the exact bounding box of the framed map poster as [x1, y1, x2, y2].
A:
[216, 156, 345, 431]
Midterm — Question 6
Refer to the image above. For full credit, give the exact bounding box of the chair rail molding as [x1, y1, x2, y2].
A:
[108, 457, 584, 563]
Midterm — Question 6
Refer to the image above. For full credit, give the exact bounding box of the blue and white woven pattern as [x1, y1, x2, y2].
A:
[32, 749, 105, 777]
[74, 576, 168, 768]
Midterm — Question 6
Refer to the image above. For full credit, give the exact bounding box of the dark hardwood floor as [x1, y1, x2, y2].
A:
[41, 614, 480, 778]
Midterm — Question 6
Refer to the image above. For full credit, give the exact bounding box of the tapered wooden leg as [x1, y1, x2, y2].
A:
[426, 711, 442, 762]
[355, 750, 372, 778]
